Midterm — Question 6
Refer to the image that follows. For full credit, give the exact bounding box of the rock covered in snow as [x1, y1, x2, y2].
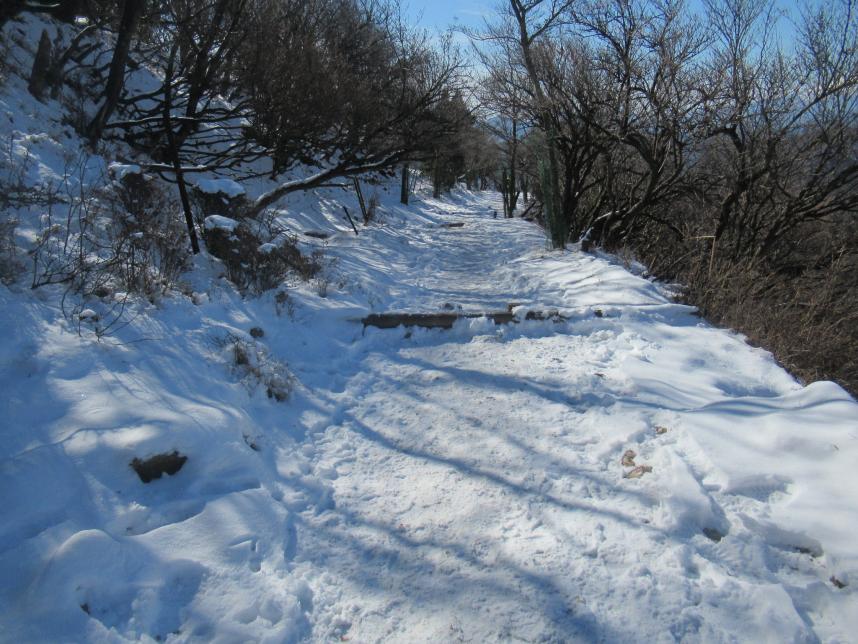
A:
[107, 162, 142, 180]
[195, 178, 246, 198]
[204, 215, 240, 232]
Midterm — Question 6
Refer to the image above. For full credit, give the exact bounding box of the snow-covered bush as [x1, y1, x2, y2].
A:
[29, 163, 190, 304]
[191, 179, 249, 223]
[204, 217, 322, 293]
[216, 332, 294, 402]
[103, 170, 190, 299]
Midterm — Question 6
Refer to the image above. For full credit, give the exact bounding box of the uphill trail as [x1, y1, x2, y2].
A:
[288, 191, 858, 642]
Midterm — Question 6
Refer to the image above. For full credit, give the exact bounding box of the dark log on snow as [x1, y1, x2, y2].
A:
[361, 309, 567, 330]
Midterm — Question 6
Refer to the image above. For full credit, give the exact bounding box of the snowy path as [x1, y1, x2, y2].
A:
[288, 193, 858, 642]
[2, 187, 856, 643]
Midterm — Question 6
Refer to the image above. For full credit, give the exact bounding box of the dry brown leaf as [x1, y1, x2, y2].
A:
[624, 465, 653, 479]
[621, 449, 637, 466]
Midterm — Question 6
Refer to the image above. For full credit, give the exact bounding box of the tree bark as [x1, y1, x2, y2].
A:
[28, 29, 52, 101]
[163, 44, 200, 254]
[510, 0, 566, 247]
[353, 177, 368, 223]
[400, 163, 409, 205]
[87, 0, 144, 144]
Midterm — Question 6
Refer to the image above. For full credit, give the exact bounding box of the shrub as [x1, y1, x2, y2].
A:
[216, 333, 294, 402]
[0, 216, 22, 284]
[365, 190, 380, 224]
[203, 218, 322, 293]
[102, 171, 191, 299]
[30, 165, 190, 299]
[681, 253, 858, 393]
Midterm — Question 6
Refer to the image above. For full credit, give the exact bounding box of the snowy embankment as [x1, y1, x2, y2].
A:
[2, 15, 858, 644]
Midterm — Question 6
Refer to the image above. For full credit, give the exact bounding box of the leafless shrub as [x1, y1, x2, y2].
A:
[274, 289, 294, 317]
[203, 220, 322, 294]
[0, 216, 22, 284]
[29, 163, 189, 301]
[0, 136, 62, 213]
[0, 31, 10, 85]
[101, 172, 190, 299]
[365, 191, 380, 224]
[682, 250, 858, 393]
[215, 332, 294, 402]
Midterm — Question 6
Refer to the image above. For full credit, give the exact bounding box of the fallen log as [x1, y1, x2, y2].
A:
[361, 308, 567, 330]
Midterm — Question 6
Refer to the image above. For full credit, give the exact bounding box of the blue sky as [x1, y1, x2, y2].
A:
[402, 0, 494, 32]
[402, 0, 803, 33]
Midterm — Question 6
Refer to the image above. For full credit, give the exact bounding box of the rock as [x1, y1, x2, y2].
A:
[130, 451, 187, 483]
[621, 449, 637, 466]
[249, 326, 265, 338]
[703, 527, 724, 542]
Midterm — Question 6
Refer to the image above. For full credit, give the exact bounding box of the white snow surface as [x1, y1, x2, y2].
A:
[107, 162, 142, 180]
[203, 214, 240, 232]
[3, 188, 857, 642]
[195, 178, 246, 198]
[2, 13, 857, 644]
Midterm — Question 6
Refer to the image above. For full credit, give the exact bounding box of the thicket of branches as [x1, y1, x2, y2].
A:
[477, 0, 858, 392]
[12, 0, 476, 240]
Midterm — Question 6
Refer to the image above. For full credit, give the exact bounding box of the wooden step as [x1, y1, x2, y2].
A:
[361, 308, 566, 330]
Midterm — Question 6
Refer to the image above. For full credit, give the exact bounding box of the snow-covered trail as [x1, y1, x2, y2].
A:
[2, 185, 855, 643]
[287, 192, 858, 642]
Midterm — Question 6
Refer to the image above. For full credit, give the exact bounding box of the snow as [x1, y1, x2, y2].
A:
[203, 214, 239, 232]
[2, 12, 857, 644]
[107, 162, 142, 180]
[195, 178, 246, 198]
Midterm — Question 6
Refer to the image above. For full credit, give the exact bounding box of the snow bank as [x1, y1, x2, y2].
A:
[195, 178, 246, 198]
[107, 162, 142, 180]
[204, 214, 239, 232]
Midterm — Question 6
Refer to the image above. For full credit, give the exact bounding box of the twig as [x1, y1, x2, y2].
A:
[342, 206, 359, 235]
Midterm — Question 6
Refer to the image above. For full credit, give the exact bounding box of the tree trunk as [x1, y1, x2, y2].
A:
[501, 168, 509, 217]
[163, 44, 200, 254]
[28, 30, 52, 101]
[400, 163, 409, 205]
[353, 177, 368, 223]
[510, 0, 566, 247]
[509, 118, 518, 215]
[87, 0, 144, 144]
